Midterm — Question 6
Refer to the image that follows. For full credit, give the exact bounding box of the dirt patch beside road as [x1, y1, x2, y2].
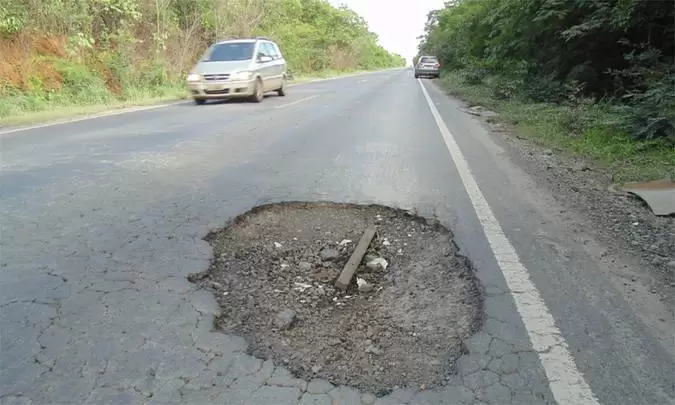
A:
[190, 202, 483, 395]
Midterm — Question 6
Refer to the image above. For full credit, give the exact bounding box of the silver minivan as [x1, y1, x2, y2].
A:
[187, 37, 287, 105]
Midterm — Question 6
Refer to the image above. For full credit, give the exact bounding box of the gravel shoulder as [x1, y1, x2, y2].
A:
[454, 100, 675, 311]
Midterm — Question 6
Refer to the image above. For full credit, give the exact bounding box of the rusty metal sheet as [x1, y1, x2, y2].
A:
[621, 179, 675, 216]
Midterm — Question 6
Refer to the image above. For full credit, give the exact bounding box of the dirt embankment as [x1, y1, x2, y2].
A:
[0, 35, 67, 92]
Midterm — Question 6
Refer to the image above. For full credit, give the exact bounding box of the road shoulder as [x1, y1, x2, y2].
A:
[420, 77, 675, 405]
[427, 78, 675, 309]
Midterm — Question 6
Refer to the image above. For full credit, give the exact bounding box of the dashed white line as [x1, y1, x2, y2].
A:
[274, 95, 319, 109]
[418, 79, 600, 405]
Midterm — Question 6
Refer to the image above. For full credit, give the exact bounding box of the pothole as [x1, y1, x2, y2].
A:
[189, 202, 483, 394]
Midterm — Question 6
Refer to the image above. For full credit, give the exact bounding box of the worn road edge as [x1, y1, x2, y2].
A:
[418, 79, 600, 405]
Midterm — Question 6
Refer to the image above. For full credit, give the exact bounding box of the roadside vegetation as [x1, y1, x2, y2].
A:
[0, 0, 405, 123]
[417, 0, 674, 182]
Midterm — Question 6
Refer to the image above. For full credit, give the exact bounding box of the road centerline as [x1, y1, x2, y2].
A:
[417, 79, 600, 405]
[273, 95, 319, 110]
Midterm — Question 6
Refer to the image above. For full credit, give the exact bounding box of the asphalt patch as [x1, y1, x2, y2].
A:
[190, 202, 483, 394]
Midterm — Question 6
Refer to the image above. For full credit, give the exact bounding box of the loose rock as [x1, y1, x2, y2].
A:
[186, 271, 208, 283]
[366, 257, 388, 271]
[365, 345, 384, 356]
[573, 162, 591, 172]
[299, 261, 314, 271]
[275, 309, 297, 330]
[319, 248, 341, 262]
[357, 277, 374, 293]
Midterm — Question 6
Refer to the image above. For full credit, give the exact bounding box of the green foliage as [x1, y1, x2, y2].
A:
[438, 71, 674, 182]
[419, 0, 675, 144]
[0, 0, 405, 120]
[0, 3, 27, 36]
[53, 59, 113, 103]
[255, 0, 404, 73]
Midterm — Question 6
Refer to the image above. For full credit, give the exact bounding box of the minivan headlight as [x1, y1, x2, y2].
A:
[230, 71, 252, 81]
[187, 73, 200, 82]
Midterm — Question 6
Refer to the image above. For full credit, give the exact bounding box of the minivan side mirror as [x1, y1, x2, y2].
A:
[258, 55, 273, 63]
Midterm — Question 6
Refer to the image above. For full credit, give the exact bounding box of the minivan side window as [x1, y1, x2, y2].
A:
[255, 43, 267, 59]
[271, 43, 283, 60]
[261, 42, 277, 59]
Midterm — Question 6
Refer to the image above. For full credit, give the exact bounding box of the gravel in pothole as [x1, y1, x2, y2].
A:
[190, 202, 483, 394]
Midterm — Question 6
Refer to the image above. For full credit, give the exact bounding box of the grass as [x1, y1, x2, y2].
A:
[0, 79, 189, 127]
[291, 68, 370, 83]
[0, 68, 378, 128]
[0, 86, 188, 127]
[438, 71, 675, 183]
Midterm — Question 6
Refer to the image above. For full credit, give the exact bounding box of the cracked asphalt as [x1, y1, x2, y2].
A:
[1, 69, 674, 405]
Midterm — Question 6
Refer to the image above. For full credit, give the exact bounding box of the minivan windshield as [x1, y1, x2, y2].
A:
[203, 42, 255, 62]
[420, 57, 438, 64]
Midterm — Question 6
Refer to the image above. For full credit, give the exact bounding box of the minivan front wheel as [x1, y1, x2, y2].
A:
[250, 78, 264, 103]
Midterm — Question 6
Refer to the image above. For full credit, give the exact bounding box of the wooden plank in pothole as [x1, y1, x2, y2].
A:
[335, 225, 377, 291]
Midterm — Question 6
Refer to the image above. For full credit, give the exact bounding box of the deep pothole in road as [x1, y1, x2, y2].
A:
[188, 202, 483, 395]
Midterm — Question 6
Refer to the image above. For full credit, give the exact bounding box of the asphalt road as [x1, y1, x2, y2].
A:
[1, 69, 673, 405]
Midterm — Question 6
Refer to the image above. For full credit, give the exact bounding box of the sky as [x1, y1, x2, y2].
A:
[328, 0, 446, 64]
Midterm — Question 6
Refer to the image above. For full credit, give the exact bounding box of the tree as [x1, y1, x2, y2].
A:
[417, 0, 674, 141]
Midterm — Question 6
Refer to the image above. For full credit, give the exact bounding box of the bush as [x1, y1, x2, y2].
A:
[418, 0, 675, 146]
[54, 60, 113, 104]
[462, 68, 488, 85]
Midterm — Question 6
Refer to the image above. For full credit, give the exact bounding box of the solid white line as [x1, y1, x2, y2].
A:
[274, 95, 319, 109]
[418, 79, 599, 405]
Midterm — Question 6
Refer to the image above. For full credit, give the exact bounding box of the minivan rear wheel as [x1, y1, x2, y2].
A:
[194, 98, 206, 105]
[277, 79, 286, 97]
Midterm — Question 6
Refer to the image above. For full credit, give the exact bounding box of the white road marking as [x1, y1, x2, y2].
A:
[418, 79, 600, 405]
[286, 68, 398, 87]
[274, 95, 319, 109]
